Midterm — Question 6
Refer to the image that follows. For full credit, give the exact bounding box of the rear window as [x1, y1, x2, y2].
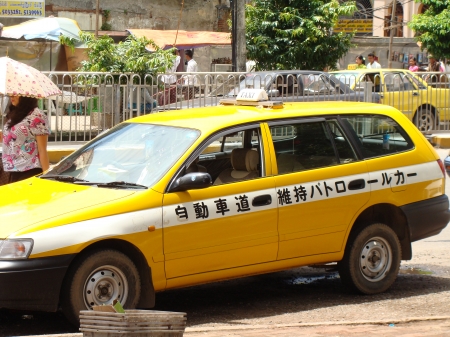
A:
[341, 115, 414, 158]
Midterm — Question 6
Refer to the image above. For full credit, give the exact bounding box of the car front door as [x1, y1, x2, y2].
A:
[266, 118, 370, 260]
[382, 71, 422, 120]
[162, 125, 279, 279]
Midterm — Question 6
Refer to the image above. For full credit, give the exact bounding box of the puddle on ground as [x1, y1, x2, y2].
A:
[399, 267, 433, 275]
[288, 272, 340, 285]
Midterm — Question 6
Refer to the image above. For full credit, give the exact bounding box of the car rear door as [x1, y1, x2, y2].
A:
[265, 117, 370, 260]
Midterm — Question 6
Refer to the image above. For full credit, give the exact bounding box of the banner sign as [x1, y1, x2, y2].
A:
[334, 19, 373, 33]
[0, 1, 44, 18]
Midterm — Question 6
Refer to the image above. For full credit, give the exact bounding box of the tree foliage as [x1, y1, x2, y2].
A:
[67, 32, 175, 80]
[408, 0, 450, 59]
[245, 0, 357, 71]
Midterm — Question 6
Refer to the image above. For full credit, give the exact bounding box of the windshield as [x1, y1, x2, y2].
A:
[332, 73, 359, 87]
[44, 123, 200, 188]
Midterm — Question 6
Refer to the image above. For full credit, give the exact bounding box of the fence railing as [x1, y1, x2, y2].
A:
[1, 71, 449, 143]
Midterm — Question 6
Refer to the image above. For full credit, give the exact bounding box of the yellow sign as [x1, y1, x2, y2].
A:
[0, 1, 44, 18]
[334, 19, 373, 33]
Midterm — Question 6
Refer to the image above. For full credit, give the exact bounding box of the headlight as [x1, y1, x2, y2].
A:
[0, 239, 33, 259]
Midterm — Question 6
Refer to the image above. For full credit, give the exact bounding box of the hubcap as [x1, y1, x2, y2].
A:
[83, 265, 128, 309]
[359, 236, 392, 282]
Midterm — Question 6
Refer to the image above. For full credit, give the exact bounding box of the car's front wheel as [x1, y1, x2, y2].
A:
[61, 249, 141, 326]
[338, 223, 401, 294]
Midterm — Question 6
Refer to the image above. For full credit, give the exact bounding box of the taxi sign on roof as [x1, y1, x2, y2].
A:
[236, 89, 268, 102]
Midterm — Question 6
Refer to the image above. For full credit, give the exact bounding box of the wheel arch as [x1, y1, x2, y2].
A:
[60, 239, 155, 309]
[346, 203, 412, 260]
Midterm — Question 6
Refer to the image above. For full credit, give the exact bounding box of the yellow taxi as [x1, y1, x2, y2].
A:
[0, 90, 449, 326]
[331, 69, 450, 132]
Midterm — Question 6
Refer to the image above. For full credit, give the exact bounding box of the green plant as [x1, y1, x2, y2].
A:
[101, 10, 112, 31]
[59, 35, 77, 54]
[100, 22, 112, 31]
[76, 31, 175, 84]
[245, 0, 356, 71]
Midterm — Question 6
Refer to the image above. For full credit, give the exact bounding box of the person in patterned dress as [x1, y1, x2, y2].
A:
[1, 95, 50, 184]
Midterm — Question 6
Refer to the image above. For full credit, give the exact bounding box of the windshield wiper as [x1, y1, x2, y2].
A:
[74, 181, 148, 189]
[40, 175, 88, 183]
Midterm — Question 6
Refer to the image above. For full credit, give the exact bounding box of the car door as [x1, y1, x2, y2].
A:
[266, 118, 370, 260]
[162, 125, 279, 279]
[383, 71, 422, 120]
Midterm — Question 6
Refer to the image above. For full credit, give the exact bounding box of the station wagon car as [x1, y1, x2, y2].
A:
[164, 70, 380, 110]
[0, 96, 448, 326]
[331, 69, 450, 132]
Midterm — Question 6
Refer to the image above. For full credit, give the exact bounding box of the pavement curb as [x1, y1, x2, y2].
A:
[24, 316, 450, 336]
[184, 316, 450, 333]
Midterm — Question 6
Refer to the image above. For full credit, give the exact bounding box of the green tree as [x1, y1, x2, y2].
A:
[408, 0, 450, 59]
[245, 0, 357, 71]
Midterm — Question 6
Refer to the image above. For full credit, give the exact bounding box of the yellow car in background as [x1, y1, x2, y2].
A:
[0, 94, 448, 326]
[332, 69, 450, 132]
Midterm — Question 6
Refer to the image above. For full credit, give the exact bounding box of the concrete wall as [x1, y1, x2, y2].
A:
[44, 0, 230, 32]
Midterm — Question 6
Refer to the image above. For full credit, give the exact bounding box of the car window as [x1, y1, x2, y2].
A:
[341, 115, 414, 158]
[269, 121, 339, 174]
[302, 74, 336, 95]
[407, 73, 427, 90]
[384, 72, 415, 92]
[195, 127, 263, 185]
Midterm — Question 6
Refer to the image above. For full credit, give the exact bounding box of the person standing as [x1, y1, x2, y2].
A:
[2, 95, 50, 184]
[184, 49, 199, 99]
[425, 55, 444, 84]
[355, 55, 366, 69]
[163, 49, 181, 85]
[408, 57, 419, 72]
[366, 53, 381, 69]
[160, 49, 181, 106]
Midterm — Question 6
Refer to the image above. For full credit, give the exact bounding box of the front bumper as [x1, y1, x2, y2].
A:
[0, 254, 75, 312]
[401, 194, 450, 242]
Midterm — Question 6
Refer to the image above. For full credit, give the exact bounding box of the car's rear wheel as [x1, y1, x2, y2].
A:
[61, 249, 141, 326]
[338, 223, 401, 294]
[414, 107, 435, 132]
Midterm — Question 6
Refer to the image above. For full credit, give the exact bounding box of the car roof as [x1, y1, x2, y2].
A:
[247, 70, 326, 76]
[332, 69, 408, 73]
[130, 101, 400, 133]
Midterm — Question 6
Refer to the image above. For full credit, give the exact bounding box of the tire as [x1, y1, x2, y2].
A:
[414, 107, 435, 132]
[61, 250, 141, 326]
[338, 223, 401, 295]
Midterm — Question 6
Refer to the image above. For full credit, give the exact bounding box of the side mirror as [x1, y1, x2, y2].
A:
[267, 89, 280, 97]
[169, 172, 212, 192]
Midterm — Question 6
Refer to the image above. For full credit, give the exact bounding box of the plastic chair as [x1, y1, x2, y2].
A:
[85, 97, 102, 115]
[66, 103, 83, 115]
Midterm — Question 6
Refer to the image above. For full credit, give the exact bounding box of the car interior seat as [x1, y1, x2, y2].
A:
[277, 153, 305, 174]
[214, 148, 259, 185]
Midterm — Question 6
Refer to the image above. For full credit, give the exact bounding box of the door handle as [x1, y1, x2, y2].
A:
[413, 92, 419, 96]
[348, 179, 366, 190]
[252, 194, 272, 207]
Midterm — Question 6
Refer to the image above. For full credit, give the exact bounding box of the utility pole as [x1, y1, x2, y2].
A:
[387, 0, 398, 69]
[236, 0, 246, 72]
[95, 0, 100, 38]
[231, 0, 237, 71]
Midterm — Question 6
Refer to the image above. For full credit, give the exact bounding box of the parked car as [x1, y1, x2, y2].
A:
[0, 94, 448, 326]
[331, 69, 450, 132]
[161, 70, 380, 109]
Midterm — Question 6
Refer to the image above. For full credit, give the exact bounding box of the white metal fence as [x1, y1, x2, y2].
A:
[1, 71, 449, 143]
